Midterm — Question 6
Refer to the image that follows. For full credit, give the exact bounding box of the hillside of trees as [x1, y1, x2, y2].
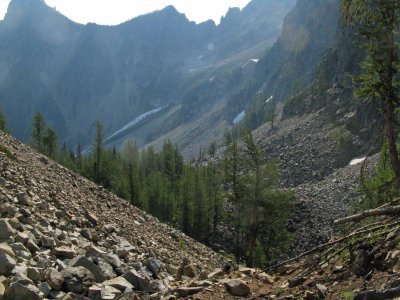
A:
[16, 112, 294, 267]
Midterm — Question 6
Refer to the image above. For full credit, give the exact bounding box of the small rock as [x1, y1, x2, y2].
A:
[238, 267, 253, 275]
[207, 268, 223, 279]
[16, 192, 31, 206]
[0, 219, 16, 240]
[87, 285, 102, 299]
[86, 213, 98, 225]
[0, 282, 5, 298]
[224, 279, 250, 297]
[61, 267, 94, 295]
[38, 282, 51, 297]
[191, 280, 213, 287]
[123, 269, 152, 292]
[46, 268, 65, 290]
[101, 285, 121, 299]
[288, 277, 306, 288]
[277, 264, 291, 275]
[304, 290, 317, 300]
[104, 224, 117, 234]
[3, 283, 41, 300]
[147, 258, 162, 277]
[103, 254, 122, 269]
[182, 264, 196, 278]
[15, 232, 29, 245]
[51, 245, 76, 259]
[350, 250, 373, 276]
[27, 267, 45, 282]
[166, 265, 179, 276]
[0, 243, 15, 257]
[176, 286, 203, 297]
[316, 284, 328, 298]
[70, 256, 108, 282]
[41, 236, 56, 248]
[257, 272, 275, 284]
[25, 239, 40, 253]
[97, 259, 116, 280]
[81, 229, 92, 241]
[0, 253, 16, 276]
[11, 243, 31, 260]
[103, 277, 134, 292]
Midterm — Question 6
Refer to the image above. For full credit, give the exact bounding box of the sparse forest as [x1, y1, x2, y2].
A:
[27, 114, 293, 268]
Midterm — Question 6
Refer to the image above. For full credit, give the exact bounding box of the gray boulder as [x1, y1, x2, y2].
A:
[102, 277, 134, 292]
[0, 220, 16, 240]
[0, 253, 16, 276]
[224, 279, 251, 297]
[3, 283, 41, 300]
[70, 256, 108, 282]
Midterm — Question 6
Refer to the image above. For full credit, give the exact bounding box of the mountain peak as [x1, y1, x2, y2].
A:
[4, 0, 51, 23]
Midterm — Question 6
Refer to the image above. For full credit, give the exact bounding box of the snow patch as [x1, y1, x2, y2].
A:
[349, 157, 366, 166]
[107, 107, 164, 140]
[233, 111, 246, 125]
[265, 96, 273, 103]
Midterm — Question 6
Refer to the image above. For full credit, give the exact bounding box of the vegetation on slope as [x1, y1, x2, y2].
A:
[17, 112, 294, 268]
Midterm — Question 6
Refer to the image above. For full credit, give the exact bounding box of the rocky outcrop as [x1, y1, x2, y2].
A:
[0, 132, 224, 299]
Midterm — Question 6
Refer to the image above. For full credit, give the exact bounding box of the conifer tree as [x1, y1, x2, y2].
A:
[43, 127, 58, 158]
[31, 112, 47, 152]
[342, 0, 400, 180]
[93, 120, 105, 184]
[121, 140, 140, 206]
[224, 140, 246, 259]
[76, 143, 83, 171]
[0, 108, 7, 132]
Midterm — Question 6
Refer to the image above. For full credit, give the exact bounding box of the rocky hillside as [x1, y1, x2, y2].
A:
[0, 131, 227, 299]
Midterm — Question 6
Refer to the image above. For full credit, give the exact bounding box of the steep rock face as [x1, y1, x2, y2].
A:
[0, 0, 295, 150]
[0, 131, 224, 298]
[254, 0, 340, 102]
[211, 0, 297, 61]
[224, 0, 340, 123]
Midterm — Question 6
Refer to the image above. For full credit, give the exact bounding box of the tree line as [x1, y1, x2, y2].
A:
[24, 112, 294, 267]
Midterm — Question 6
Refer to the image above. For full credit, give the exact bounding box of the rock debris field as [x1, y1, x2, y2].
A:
[0, 132, 231, 299]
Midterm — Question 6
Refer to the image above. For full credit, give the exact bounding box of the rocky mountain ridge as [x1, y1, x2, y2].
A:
[0, 0, 295, 152]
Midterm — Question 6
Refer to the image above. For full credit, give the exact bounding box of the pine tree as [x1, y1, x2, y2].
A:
[0, 108, 7, 132]
[76, 143, 83, 171]
[93, 120, 105, 184]
[43, 127, 58, 158]
[31, 112, 47, 152]
[180, 165, 194, 235]
[342, 0, 400, 181]
[121, 140, 140, 206]
[224, 140, 246, 260]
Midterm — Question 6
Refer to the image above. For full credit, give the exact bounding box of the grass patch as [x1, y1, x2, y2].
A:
[275, 287, 285, 296]
[0, 144, 16, 160]
[340, 290, 356, 300]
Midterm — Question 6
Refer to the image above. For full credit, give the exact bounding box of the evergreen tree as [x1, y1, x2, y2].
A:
[180, 165, 194, 235]
[76, 143, 83, 171]
[0, 108, 7, 132]
[208, 141, 217, 157]
[342, 0, 400, 181]
[31, 112, 47, 152]
[93, 120, 105, 184]
[224, 140, 246, 260]
[43, 127, 58, 158]
[121, 140, 140, 206]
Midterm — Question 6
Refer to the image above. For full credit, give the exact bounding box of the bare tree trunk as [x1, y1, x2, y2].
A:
[386, 99, 400, 181]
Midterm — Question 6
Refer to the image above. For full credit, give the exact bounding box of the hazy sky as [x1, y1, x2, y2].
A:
[0, 0, 252, 25]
